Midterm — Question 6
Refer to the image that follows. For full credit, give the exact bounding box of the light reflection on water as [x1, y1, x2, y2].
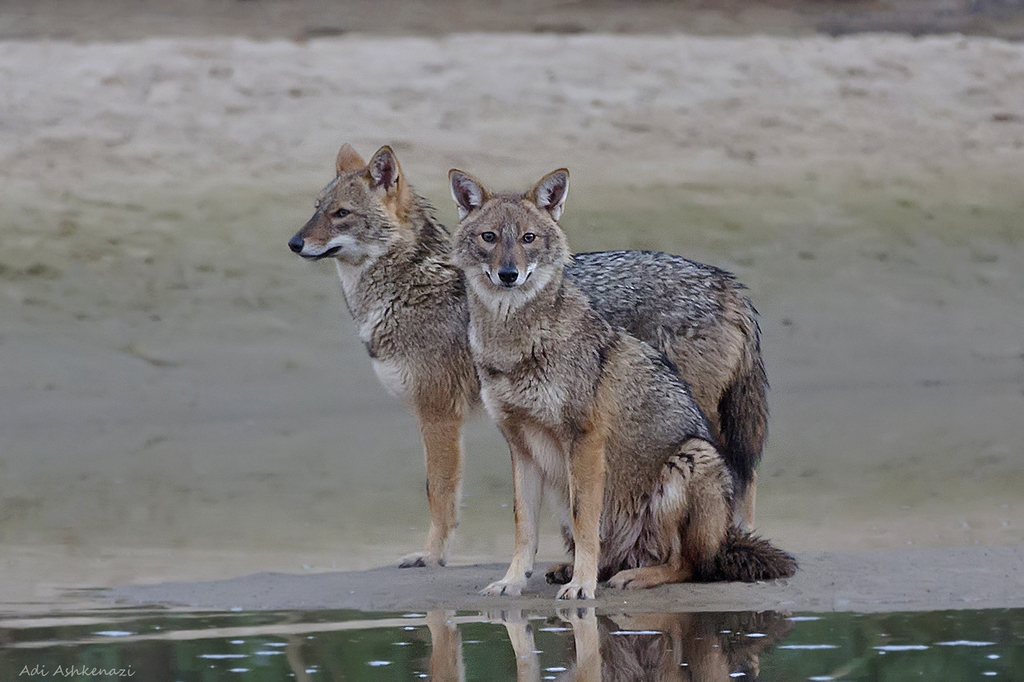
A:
[2, 607, 1023, 680]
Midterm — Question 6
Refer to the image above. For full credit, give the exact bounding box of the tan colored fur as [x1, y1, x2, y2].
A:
[651, 283, 762, 528]
[335, 142, 366, 174]
[291, 145, 476, 567]
[451, 169, 740, 598]
[561, 380, 613, 599]
[289, 145, 770, 570]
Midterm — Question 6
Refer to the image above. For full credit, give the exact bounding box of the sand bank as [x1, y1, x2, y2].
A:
[104, 546, 1024, 614]
[0, 21, 1022, 609]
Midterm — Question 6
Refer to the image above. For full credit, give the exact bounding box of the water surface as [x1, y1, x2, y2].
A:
[4, 607, 1022, 680]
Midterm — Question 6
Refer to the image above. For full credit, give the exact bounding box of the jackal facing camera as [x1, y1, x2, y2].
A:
[450, 168, 795, 599]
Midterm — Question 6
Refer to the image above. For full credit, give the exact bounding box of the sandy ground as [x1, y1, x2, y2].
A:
[104, 546, 1024, 614]
[1, 2, 1023, 613]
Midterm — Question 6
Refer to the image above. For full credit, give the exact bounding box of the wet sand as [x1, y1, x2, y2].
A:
[105, 546, 1024, 614]
[5, 0, 1024, 41]
[1, 2, 1022, 613]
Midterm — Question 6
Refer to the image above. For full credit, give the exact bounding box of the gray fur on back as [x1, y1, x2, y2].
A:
[566, 250, 740, 353]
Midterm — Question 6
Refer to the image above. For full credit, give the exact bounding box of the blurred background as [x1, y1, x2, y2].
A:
[1, 0, 1022, 599]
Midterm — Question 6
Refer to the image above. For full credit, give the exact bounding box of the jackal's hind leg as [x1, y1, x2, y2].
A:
[608, 438, 731, 590]
[606, 560, 693, 590]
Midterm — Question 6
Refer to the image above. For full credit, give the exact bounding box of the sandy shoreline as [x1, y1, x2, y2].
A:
[102, 546, 1024, 614]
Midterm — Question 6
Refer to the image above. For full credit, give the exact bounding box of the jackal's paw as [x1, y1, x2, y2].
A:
[398, 551, 445, 569]
[481, 578, 526, 597]
[556, 581, 595, 600]
[545, 562, 573, 585]
[606, 568, 660, 590]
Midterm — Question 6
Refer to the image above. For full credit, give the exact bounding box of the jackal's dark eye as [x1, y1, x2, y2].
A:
[480, 231, 497, 243]
[332, 208, 350, 219]
[521, 233, 536, 244]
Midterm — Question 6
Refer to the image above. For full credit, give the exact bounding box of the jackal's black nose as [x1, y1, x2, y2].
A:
[497, 266, 519, 286]
[288, 234, 304, 254]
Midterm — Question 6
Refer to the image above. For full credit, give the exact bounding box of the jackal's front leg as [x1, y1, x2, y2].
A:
[558, 426, 606, 600]
[483, 432, 543, 596]
[400, 414, 464, 568]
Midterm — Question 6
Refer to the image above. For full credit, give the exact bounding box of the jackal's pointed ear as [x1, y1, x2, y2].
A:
[449, 169, 491, 221]
[528, 169, 569, 222]
[367, 145, 402, 191]
[335, 143, 367, 175]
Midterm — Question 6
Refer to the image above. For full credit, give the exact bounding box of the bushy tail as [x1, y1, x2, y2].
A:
[716, 312, 769, 493]
[698, 527, 797, 583]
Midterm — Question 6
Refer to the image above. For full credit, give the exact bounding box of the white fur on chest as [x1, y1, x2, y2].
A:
[469, 322, 567, 427]
[371, 356, 412, 398]
[334, 256, 367, 299]
[521, 425, 569, 494]
[336, 261, 396, 388]
[358, 305, 386, 344]
[478, 365, 567, 429]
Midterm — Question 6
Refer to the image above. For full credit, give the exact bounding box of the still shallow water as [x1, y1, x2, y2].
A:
[3, 607, 1022, 680]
